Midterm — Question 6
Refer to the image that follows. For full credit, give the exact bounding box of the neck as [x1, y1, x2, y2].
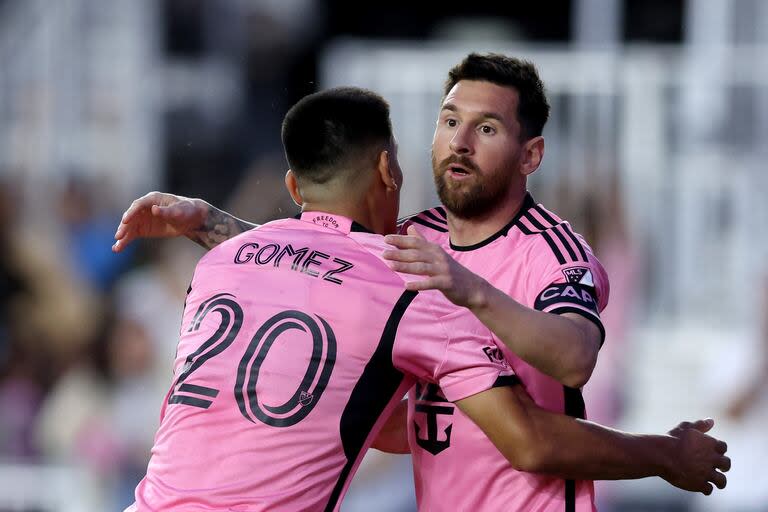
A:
[301, 199, 390, 235]
[447, 188, 528, 246]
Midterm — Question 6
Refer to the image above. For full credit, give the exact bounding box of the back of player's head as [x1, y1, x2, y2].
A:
[281, 87, 393, 185]
[444, 53, 551, 139]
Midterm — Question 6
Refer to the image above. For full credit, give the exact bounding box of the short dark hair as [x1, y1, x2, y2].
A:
[444, 53, 550, 139]
[281, 87, 393, 184]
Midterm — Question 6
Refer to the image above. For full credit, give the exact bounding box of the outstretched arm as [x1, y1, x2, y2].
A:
[384, 226, 599, 388]
[112, 191, 256, 252]
[456, 385, 730, 495]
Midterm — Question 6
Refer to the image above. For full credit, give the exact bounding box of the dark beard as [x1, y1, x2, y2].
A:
[432, 155, 512, 220]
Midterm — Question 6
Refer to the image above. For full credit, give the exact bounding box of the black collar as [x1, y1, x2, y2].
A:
[350, 221, 374, 233]
[449, 192, 535, 252]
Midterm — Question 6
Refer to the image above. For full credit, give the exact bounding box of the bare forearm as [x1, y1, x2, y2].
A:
[456, 386, 674, 480]
[187, 201, 257, 250]
[469, 281, 595, 387]
[460, 387, 726, 494]
[524, 412, 673, 481]
[371, 400, 410, 454]
[458, 386, 673, 481]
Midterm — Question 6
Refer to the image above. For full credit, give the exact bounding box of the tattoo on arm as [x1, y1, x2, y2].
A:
[188, 205, 257, 250]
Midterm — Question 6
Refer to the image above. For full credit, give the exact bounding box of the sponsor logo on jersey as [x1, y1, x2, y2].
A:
[413, 382, 454, 455]
[482, 346, 508, 368]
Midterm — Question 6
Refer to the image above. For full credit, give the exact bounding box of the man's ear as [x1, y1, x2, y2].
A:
[376, 150, 398, 191]
[284, 170, 303, 206]
[520, 136, 545, 176]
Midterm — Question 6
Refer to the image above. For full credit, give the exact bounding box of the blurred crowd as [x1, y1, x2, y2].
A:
[0, 171, 297, 510]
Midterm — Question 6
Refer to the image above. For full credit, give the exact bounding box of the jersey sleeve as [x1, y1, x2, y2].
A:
[526, 235, 610, 344]
[393, 291, 516, 403]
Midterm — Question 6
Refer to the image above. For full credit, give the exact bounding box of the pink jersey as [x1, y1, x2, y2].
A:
[401, 193, 610, 512]
[129, 211, 514, 512]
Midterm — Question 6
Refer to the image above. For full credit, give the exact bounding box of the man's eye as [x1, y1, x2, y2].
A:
[480, 125, 495, 135]
[446, 119, 457, 127]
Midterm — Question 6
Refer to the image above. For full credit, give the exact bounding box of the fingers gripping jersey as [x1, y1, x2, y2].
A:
[130, 212, 512, 512]
[399, 193, 610, 512]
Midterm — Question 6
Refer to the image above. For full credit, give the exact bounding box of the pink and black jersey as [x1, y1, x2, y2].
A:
[401, 192, 610, 512]
[129, 211, 513, 512]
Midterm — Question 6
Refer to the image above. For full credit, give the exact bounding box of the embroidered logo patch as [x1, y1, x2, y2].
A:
[562, 267, 594, 286]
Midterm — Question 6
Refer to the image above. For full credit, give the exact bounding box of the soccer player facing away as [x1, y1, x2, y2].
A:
[125, 87, 523, 511]
[117, 83, 729, 511]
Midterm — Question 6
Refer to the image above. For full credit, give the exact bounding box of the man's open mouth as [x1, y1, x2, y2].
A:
[448, 165, 471, 176]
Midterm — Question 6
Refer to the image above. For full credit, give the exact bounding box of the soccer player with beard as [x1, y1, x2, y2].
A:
[113, 55, 730, 509]
[382, 53, 610, 511]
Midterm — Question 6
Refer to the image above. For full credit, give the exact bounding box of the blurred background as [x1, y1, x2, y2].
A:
[0, 0, 767, 510]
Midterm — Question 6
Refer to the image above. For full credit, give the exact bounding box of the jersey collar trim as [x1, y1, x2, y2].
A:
[297, 211, 374, 234]
[448, 192, 535, 252]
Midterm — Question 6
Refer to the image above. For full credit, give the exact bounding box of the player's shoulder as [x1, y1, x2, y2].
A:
[397, 206, 449, 241]
[512, 196, 609, 303]
[393, 289, 486, 353]
[203, 218, 294, 256]
[347, 229, 394, 261]
[512, 197, 596, 269]
[346, 234, 461, 327]
[350, 232, 437, 290]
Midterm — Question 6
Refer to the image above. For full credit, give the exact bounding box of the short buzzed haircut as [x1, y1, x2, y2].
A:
[444, 53, 550, 140]
[281, 87, 393, 185]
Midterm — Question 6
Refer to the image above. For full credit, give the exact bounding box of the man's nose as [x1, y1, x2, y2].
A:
[449, 125, 473, 155]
